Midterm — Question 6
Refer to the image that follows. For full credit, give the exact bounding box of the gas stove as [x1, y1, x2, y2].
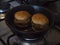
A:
[0, 0, 60, 45]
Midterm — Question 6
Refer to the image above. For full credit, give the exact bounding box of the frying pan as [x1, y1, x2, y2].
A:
[5, 5, 54, 42]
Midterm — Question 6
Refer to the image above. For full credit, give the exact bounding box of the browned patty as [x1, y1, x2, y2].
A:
[32, 13, 49, 26]
[14, 11, 31, 24]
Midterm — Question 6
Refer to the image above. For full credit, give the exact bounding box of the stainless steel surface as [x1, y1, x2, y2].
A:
[0, 21, 12, 37]
[10, 1, 20, 8]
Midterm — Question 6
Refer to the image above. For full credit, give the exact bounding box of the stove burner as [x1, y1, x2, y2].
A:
[6, 34, 48, 45]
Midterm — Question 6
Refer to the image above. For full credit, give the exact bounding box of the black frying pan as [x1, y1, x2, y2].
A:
[5, 5, 54, 42]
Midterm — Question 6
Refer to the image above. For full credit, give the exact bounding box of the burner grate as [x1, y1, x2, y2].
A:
[0, 38, 6, 45]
